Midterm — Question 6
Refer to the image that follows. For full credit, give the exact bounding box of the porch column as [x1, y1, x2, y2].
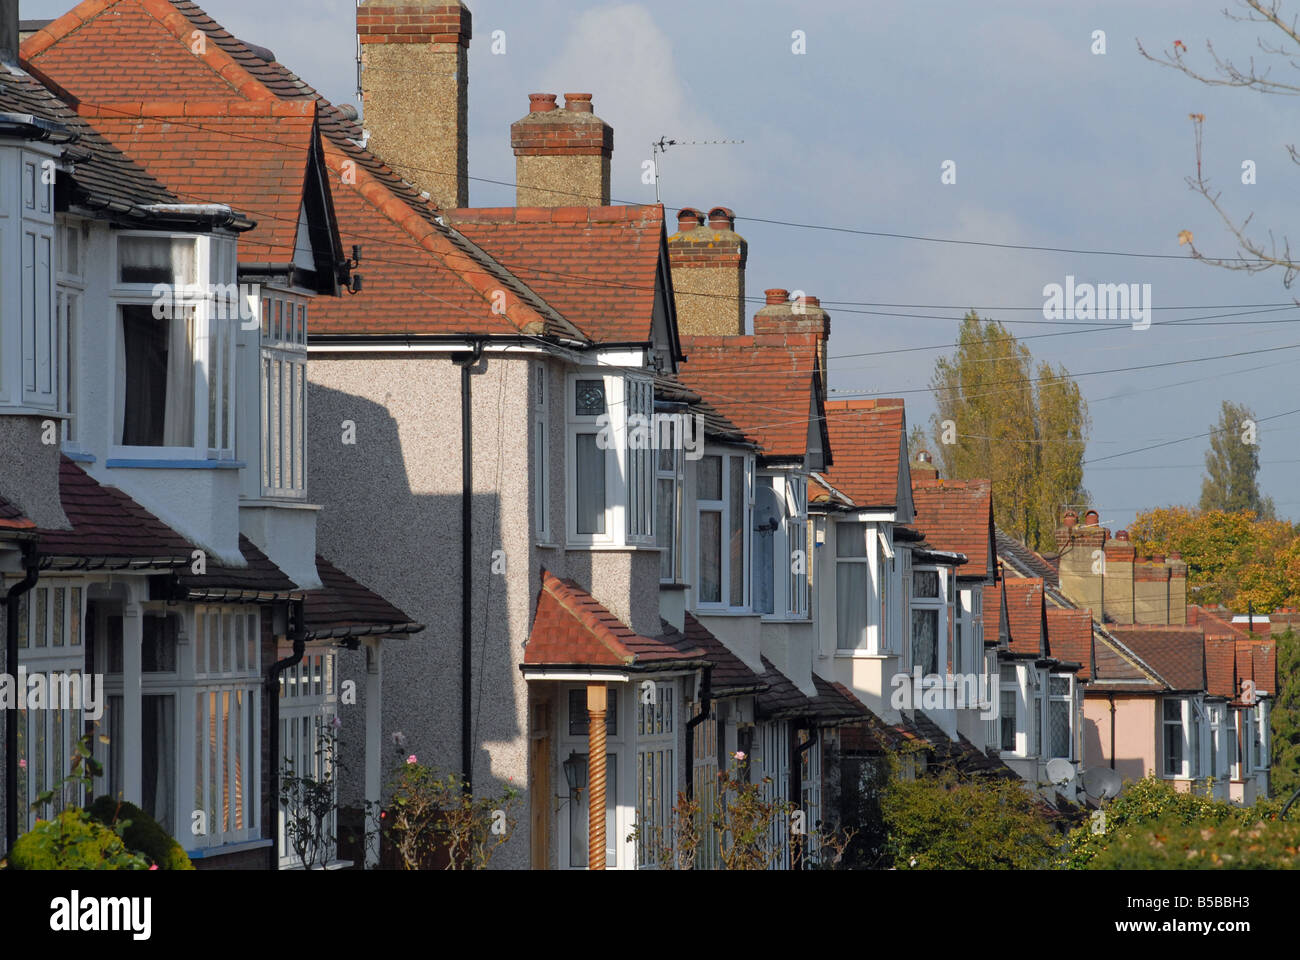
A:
[586, 682, 607, 870]
[364, 639, 383, 869]
[121, 596, 143, 805]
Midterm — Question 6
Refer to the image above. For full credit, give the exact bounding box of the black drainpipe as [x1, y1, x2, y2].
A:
[684, 667, 712, 802]
[266, 598, 306, 870]
[1108, 693, 1116, 769]
[453, 341, 484, 794]
[5, 540, 39, 854]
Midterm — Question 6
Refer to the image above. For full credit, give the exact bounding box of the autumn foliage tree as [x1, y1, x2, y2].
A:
[926, 313, 1089, 552]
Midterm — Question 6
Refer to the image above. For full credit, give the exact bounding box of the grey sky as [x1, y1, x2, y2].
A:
[24, 0, 1300, 529]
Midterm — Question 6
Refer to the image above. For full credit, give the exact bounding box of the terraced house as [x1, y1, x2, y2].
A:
[1, 0, 422, 869]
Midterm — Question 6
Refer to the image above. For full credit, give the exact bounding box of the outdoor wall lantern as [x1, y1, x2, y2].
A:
[557, 751, 588, 812]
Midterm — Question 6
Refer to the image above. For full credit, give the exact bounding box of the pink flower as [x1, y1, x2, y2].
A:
[331, 716, 343, 730]
[406, 754, 418, 765]
[733, 751, 746, 761]
[149, 864, 158, 871]
[17, 759, 25, 769]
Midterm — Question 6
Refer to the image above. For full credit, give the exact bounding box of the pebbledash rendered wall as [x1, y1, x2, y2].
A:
[307, 351, 663, 868]
[307, 352, 533, 868]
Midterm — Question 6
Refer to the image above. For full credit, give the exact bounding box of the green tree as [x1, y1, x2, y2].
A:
[1200, 400, 1274, 518]
[1273, 629, 1300, 801]
[928, 312, 1089, 551]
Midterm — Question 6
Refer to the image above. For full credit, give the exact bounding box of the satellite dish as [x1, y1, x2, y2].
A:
[1046, 758, 1075, 785]
[1081, 766, 1122, 800]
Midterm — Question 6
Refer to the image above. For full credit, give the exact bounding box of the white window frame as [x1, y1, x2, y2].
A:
[996, 662, 1021, 755]
[12, 581, 87, 835]
[109, 231, 239, 462]
[1046, 673, 1074, 761]
[1256, 700, 1269, 770]
[565, 372, 657, 547]
[656, 417, 683, 582]
[534, 362, 550, 541]
[635, 679, 676, 869]
[753, 472, 809, 620]
[558, 683, 626, 870]
[1161, 696, 1201, 780]
[260, 289, 307, 496]
[695, 450, 751, 611]
[909, 564, 947, 676]
[277, 645, 340, 868]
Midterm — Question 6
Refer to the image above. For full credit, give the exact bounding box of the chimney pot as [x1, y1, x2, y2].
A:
[677, 207, 704, 231]
[1062, 510, 1078, 528]
[765, 288, 789, 306]
[529, 93, 558, 113]
[1084, 509, 1100, 526]
[563, 93, 594, 112]
[707, 206, 735, 230]
[1116, 529, 1130, 541]
[797, 295, 820, 308]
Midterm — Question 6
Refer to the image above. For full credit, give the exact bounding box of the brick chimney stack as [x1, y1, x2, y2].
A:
[668, 205, 748, 336]
[751, 289, 830, 394]
[357, 0, 471, 209]
[510, 92, 613, 206]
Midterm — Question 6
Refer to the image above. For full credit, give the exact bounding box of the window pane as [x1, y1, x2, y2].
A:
[836, 522, 867, 558]
[657, 477, 675, 580]
[1049, 699, 1071, 758]
[569, 754, 616, 868]
[697, 455, 721, 501]
[914, 570, 940, 598]
[567, 688, 617, 737]
[119, 236, 195, 285]
[120, 305, 194, 447]
[575, 434, 606, 535]
[728, 458, 744, 607]
[142, 695, 175, 834]
[911, 608, 937, 674]
[752, 478, 778, 615]
[574, 379, 606, 417]
[836, 563, 867, 649]
[699, 511, 721, 603]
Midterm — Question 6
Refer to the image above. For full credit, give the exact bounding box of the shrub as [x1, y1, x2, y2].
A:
[1087, 816, 1300, 869]
[9, 809, 150, 870]
[87, 797, 194, 870]
[1066, 775, 1283, 868]
[880, 765, 1062, 870]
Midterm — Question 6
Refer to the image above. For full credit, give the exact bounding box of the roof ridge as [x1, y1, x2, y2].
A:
[539, 570, 636, 664]
[24, 0, 275, 102]
[77, 98, 316, 119]
[319, 141, 555, 336]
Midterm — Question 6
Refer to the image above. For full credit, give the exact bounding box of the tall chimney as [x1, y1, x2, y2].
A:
[751, 289, 830, 393]
[357, 0, 471, 209]
[510, 92, 612, 206]
[668, 206, 748, 336]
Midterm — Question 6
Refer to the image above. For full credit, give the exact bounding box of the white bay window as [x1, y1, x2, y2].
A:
[696, 451, 750, 608]
[566, 372, 657, 546]
[260, 292, 307, 496]
[752, 473, 808, 618]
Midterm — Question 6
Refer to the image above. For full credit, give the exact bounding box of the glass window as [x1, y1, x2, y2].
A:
[568, 688, 618, 737]
[913, 570, 940, 598]
[1163, 698, 1184, 777]
[752, 477, 778, 615]
[1048, 675, 1071, 759]
[118, 236, 196, 285]
[575, 380, 606, 417]
[569, 754, 616, 868]
[911, 608, 938, 674]
[999, 666, 1017, 752]
[575, 434, 607, 535]
[117, 304, 195, 447]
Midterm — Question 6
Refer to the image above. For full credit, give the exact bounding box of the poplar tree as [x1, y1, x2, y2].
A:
[1200, 400, 1274, 518]
[927, 312, 1089, 552]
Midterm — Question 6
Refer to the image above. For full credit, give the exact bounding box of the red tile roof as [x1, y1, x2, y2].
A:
[1205, 636, 1237, 699]
[812, 399, 907, 508]
[676, 333, 823, 460]
[1046, 608, 1093, 679]
[1089, 634, 1165, 692]
[18, 458, 195, 567]
[683, 613, 767, 695]
[524, 570, 704, 668]
[83, 100, 317, 262]
[24, 0, 579, 342]
[304, 555, 424, 640]
[449, 206, 668, 344]
[910, 479, 994, 579]
[982, 581, 1009, 648]
[1003, 578, 1047, 657]
[1108, 625, 1206, 692]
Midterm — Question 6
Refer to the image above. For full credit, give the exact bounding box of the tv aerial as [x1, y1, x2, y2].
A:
[650, 135, 745, 203]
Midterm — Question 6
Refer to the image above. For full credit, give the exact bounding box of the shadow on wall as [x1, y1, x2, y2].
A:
[304, 379, 524, 832]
